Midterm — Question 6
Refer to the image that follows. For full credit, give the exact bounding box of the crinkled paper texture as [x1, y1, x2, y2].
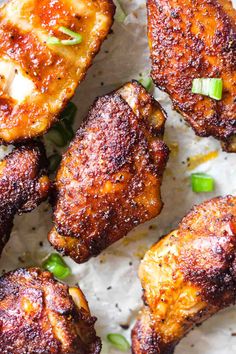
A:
[0, 1, 236, 353]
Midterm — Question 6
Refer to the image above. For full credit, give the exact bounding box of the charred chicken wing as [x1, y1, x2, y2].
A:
[0, 143, 50, 255]
[0, 267, 101, 354]
[0, 0, 115, 143]
[132, 195, 236, 354]
[48, 81, 169, 263]
[147, 0, 236, 151]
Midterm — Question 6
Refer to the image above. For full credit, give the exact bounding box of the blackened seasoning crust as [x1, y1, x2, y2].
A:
[0, 267, 101, 354]
[132, 195, 236, 354]
[48, 81, 169, 263]
[0, 142, 50, 255]
[148, 0, 236, 151]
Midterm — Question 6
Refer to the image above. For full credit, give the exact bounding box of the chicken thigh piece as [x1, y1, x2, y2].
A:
[0, 143, 50, 256]
[49, 81, 169, 263]
[0, 0, 115, 143]
[147, 0, 236, 151]
[0, 267, 101, 354]
[132, 195, 236, 354]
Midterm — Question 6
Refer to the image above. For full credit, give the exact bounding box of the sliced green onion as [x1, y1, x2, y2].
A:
[47, 36, 61, 45]
[107, 333, 130, 352]
[192, 78, 223, 100]
[59, 26, 83, 45]
[45, 102, 76, 147]
[191, 173, 215, 193]
[46, 109, 75, 148]
[208, 79, 223, 100]
[47, 26, 82, 46]
[45, 126, 68, 147]
[61, 102, 77, 125]
[42, 253, 71, 280]
[139, 76, 153, 92]
[62, 122, 75, 141]
[114, 0, 126, 23]
[48, 153, 62, 173]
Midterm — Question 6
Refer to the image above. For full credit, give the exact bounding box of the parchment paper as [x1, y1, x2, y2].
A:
[0, 1, 236, 353]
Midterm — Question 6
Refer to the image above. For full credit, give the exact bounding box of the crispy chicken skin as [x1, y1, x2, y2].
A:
[0, 0, 115, 143]
[0, 143, 50, 255]
[48, 81, 169, 263]
[0, 267, 101, 354]
[132, 195, 236, 354]
[147, 0, 236, 151]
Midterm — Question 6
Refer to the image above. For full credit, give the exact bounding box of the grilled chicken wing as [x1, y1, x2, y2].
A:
[0, 267, 101, 354]
[147, 0, 236, 151]
[0, 0, 115, 143]
[132, 195, 236, 354]
[0, 143, 50, 255]
[48, 81, 169, 263]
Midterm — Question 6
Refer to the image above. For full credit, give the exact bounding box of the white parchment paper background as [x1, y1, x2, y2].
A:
[0, 1, 236, 353]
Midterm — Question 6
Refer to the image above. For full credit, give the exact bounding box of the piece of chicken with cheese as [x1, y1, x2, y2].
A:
[132, 195, 236, 354]
[147, 0, 236, 151]
[0, 143, 50, 256]
[48, 81, 169, 263]
[0, 267, 101, 354]
[0, 0, 115, 143]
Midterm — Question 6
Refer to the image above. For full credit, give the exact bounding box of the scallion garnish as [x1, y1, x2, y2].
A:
[62, 121, 75, 141]
[45, 102, 77, 147]
[139, 76, 153, 92]
[61, 102, 77, 125]
[191, 173, 215, 193]
[48, 153, 62, 173]
[114, 0, 126, 23]
[192, 78, 223, 100]
[47, 26, 82, 46]
[42, 253, 71, 280]
[45, 126, 68, 147]
[107, 333, 130, 352]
